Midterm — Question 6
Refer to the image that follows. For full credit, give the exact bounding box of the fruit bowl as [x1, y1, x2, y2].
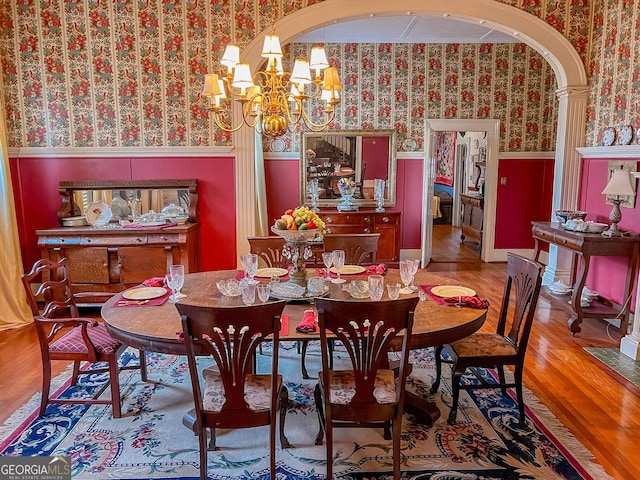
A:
[271, 226, 322, 243]
[555, 210, 587, 223]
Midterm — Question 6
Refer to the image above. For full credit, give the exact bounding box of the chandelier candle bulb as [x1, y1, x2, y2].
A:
[202, 31, 341, 137]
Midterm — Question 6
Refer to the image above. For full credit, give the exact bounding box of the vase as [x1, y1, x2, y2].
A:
[271, 227, 321, 288]
[337, 183, 358, 212]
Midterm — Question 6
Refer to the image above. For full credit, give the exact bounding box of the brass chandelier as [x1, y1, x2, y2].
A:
[202, 32, 342, 138]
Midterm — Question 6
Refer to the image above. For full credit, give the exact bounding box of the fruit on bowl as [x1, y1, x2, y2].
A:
[273, 206, 326, 232]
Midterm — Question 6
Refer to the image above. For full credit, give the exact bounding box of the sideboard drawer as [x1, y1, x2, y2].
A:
[81, 235, 147, 246]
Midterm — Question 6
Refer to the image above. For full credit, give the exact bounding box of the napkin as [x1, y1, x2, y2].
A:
[441, 296, 489, 309]
[295, 309, 318, 334]
[143, 277, 166, 287]
[365, 263, 388, 275]
[419, 285, 489, 309]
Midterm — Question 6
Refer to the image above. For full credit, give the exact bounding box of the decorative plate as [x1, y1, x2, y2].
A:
[430, 285, 476, 297]
[122, 287, 167, 300]
[270, 138, 285, 152]
[402, 138, 418, 151]
[601, 127, 616, 146]
[618, 125, 633, 145]
[85, 202, 112, 226]
[330, 265, 366, 275]
[255, 267, 288, 278]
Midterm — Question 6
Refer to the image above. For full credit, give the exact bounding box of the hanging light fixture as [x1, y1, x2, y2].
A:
[201, 31, 342, 138]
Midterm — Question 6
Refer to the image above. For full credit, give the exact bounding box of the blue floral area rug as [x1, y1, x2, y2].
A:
[0, 344, 611, 480]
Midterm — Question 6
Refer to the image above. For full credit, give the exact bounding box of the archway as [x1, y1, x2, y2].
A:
[234, 0, 588, 277]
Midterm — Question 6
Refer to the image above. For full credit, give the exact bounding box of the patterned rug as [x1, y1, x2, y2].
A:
[0, 344, 611, 480]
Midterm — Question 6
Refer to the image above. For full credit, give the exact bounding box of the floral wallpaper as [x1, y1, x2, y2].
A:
[0, 1, 638, 150]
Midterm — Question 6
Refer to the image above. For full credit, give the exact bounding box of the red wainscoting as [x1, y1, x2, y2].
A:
[578, 158, 639, 307]
[495, 158, 555, 249]
[10, 156, 237, 273]
[264, 158, 301, 221]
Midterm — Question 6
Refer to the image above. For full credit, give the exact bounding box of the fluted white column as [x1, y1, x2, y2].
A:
[620, 272, 640, 359]
[233, 102, 258, 269]
[543, 86, 589, 285]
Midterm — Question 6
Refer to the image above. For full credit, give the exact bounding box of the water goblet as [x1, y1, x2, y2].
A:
[322, 252, 334, 279]
[240, 253, 259, 283]
[331, 250, 346, 284]
[165, 273, 180, 302]
[399, 260, 413, 294]
[368, 274, 384, 301]
[256, 283, 271, 303]
[386, 282, 401, 300]
[409, 259, 420, 291]
[169, 264, 186, 299]
[241, 282, 256, 305]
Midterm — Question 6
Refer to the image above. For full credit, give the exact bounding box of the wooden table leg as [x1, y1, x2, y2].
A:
[404, 391, 441, 427]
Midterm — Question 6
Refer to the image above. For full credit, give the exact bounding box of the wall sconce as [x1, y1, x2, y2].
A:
[601, 167, 636, 237]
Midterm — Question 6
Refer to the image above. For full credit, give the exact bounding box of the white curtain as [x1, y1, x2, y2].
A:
[254, 130, 268, 236]
[0, 96, 33, 331]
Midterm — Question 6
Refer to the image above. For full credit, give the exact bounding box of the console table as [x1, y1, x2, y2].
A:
[531, 221, 639, 335]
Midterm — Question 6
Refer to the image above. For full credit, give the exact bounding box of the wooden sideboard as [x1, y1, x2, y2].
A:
[460, 194, 484, 249]
[531, 221, 639, 335]
[317, 210, 401, 264]
[37, 224, 201, 303]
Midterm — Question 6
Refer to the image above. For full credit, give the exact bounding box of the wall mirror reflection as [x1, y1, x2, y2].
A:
[57, 179, 198, 224]
[301, 130, 397, 208]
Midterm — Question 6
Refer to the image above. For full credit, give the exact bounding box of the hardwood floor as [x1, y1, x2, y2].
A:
[2, 228, 638, 479]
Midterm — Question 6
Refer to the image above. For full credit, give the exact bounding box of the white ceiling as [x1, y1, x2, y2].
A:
[294, 15, 519, 44]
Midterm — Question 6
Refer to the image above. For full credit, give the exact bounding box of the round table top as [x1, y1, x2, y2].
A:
[102, 269, 486, 355]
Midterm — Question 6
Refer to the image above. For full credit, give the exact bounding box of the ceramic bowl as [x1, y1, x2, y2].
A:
[555, 210, 587, 223]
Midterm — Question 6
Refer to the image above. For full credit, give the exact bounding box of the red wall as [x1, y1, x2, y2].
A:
[495, 158, 555, 249]
[578, 158, 639, 306]
[11, 156, 237, 273]
[362, 136, 390, 180]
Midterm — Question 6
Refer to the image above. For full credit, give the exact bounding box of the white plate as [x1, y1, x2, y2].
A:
[85, 202, 112, 226]
[122, 287, 167, 300]
[255, 267, 288, 278]
[138, 221, 167, 227]
[430, 285, 476, 297]
[330, 265, 366, 275]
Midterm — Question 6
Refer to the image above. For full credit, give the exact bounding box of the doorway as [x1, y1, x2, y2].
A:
[421, 119, 500, 267]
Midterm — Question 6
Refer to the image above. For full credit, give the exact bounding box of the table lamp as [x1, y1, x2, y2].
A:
[601, 167, 635, 237]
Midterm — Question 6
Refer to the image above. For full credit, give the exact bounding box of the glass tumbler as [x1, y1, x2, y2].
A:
[256, 284, 271, 303]
[386, 282, 401, 300]
[241, 282, 256, 305]
[368, 274, 384, 301]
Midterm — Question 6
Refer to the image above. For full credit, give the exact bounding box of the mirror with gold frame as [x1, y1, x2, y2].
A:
[301, 130, 397, 208]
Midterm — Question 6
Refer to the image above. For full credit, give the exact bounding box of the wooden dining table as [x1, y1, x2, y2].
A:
[102, 268, 487, 426]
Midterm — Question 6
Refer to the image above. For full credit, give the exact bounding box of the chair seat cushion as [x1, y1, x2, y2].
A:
[202, 366, 278, 413]
[324, 369, 396, 405]
[450, 333, 517, 357]
[50, 323, 120, 355]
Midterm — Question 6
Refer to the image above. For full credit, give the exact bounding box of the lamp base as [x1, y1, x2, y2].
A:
[601, 223, 624, 237]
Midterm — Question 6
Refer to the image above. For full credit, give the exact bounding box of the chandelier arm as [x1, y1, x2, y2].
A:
[299, 107, 336, 131]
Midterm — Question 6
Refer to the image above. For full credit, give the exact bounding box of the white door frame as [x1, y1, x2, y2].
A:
[421, 119, 500, 263]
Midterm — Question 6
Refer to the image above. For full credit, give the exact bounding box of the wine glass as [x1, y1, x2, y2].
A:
[331, 250, 346, 284]
[399, 260, 413, 294]
[322, 252, 334, 279]
[240, 253, 258, 284]
[169, 264, 186, 299]
[409, 259, 420, 291]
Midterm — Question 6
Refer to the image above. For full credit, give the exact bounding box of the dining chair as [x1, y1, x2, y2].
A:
[313, 296, 419, 480]
[323, 233, 380, 266]
[430, 253, 543, 425]
[299, 233, 381, 378]
[21, 258, 147, 418]
[176, 300, 291, 480]
[248, 236, 290, 269]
